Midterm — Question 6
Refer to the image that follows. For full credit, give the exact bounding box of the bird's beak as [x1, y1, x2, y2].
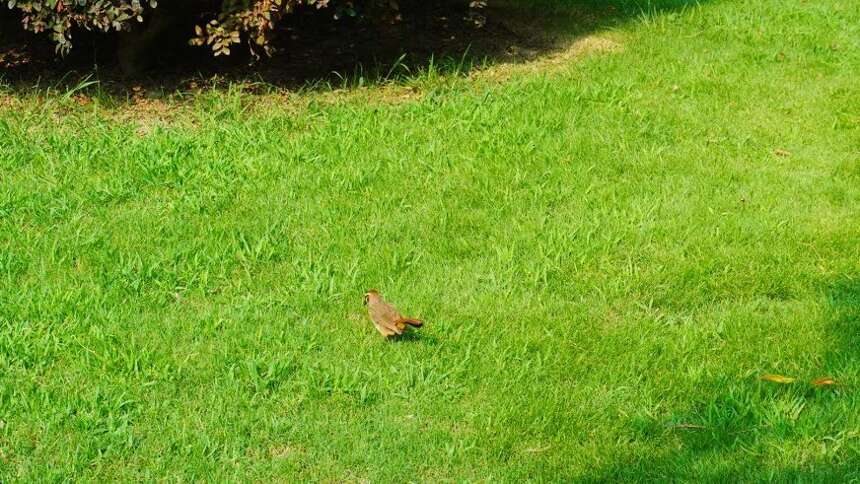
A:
[363, 294, 369, 306]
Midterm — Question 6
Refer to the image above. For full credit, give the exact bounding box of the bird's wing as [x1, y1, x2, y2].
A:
[381, 303, 402, 322]
[379, 319, 403, 336]
[373, 321, 398, 337]
[371, 307, 404, 336]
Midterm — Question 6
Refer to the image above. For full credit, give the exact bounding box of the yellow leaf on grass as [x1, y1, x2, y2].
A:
[761, 374, 796, 384]
[811, 377, 837, 387]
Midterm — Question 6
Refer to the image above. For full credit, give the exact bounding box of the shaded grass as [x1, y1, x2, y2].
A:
[1, 0, 860, 480]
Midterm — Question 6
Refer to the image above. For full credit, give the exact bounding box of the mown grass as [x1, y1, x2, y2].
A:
[1, 0, 860, 480]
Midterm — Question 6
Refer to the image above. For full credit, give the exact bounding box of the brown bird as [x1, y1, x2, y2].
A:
[363, 289, 423, 338]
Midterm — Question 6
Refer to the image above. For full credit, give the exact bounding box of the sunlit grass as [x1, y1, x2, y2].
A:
[1, 0, 859, 480]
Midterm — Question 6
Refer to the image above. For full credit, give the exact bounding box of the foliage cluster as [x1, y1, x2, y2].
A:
[4, 0, 481, 58]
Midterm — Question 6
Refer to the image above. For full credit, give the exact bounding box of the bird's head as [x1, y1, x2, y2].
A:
[363, 289, 379, 306]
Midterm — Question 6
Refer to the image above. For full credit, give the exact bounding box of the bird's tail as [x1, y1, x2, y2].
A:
[397, 318, 423, 328]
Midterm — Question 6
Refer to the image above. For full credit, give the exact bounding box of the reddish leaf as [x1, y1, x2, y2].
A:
[811, 377, 837, 387]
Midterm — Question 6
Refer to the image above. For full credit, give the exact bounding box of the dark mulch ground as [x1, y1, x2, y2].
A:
[0, 2, 564, 94]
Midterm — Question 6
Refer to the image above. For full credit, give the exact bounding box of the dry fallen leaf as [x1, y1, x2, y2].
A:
[269, 445, 298, 459]
[811, 377, 837, 387]
[761, 374, 796, 384]
[671, 423, 706, 430]
[523, 445, 552, 453]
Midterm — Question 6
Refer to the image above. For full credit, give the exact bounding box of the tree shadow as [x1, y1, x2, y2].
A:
[1, 0, 704, 96]
[824, 276, 860, 374]
[579, 277, 860, 480]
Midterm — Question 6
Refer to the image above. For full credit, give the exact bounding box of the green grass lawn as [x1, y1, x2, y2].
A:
[2, 0, 860, 480]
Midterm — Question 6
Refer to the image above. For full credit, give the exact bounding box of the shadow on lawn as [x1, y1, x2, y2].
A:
[1, 0, 706, 96]
[825, 276, 860, 374]
[582, 277, 860, 481]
